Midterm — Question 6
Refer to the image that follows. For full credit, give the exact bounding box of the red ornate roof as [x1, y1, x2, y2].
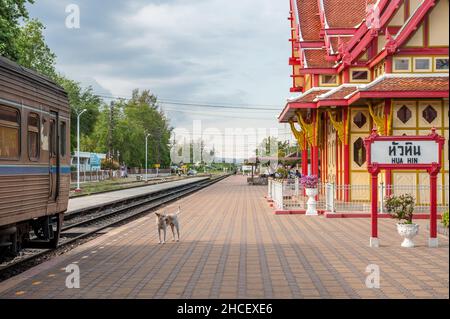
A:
[303, 49, 335, 68]
[318, 85, 359, 100]
[296, 0, 322, 41]
[360, 75, 449, 92]
[322, 0, 376, 28]
[280, 75, 449, 122]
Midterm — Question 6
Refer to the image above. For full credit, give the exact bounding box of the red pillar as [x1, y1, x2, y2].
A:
[302, 148, 308, 176]
[311, 146, 319, 176]
[343, 107, 350, 201]
[384, 100, 393, 196]
[429, 172, 438, 247]
[370, 172, 379, 247]
[312, 110, 319, 177]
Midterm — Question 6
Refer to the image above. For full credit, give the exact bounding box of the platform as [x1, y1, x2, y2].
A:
[0, 176, 448, 299]
[67, 177, 209, 213]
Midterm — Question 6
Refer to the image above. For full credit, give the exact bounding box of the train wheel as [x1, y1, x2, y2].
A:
[0, 227, 19, 259]
[48, 213, 63, 249]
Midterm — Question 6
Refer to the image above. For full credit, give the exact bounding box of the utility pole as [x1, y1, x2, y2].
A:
[76, 109, 87, 192]
[145, 132, 151, 182]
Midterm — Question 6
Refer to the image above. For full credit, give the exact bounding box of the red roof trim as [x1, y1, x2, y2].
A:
[298, 68, 338, 74]
[345, 0, 392, 52]
[348, 90, 449, 105]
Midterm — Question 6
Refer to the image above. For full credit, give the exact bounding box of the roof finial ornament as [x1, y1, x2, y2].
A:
[385, 28, 397, 54]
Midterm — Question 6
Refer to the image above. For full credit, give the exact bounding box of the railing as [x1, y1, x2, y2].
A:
[269, 178, 449, 214]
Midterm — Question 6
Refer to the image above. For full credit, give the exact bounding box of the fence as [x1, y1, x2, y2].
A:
[70, 170, 110, 183]
[268, 178, 449, 214]
[71, 169, 172, 183]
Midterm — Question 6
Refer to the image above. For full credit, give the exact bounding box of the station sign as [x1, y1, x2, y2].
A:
[154, 164, 161, 169]
[370, 140, 439, 165]
[364, 128, 445, 248]
[365, 128, 445, 170]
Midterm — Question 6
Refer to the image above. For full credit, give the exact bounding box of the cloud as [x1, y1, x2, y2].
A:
[27, 0, 293, 147]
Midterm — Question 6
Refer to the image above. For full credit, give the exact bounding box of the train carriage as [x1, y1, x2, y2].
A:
[0, 56, 70, 257]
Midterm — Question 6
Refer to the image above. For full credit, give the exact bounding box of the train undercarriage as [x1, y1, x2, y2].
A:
[0, 213, 63, 259]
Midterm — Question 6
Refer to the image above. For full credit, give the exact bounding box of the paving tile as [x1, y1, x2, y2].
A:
[0, 176, 447, 299]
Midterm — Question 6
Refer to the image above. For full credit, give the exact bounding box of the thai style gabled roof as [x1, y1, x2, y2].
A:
[296, 0, 322, 41]
[280, 74, 449, 122]
[321, 0, 377, 29]
[358, 73, 449, 93]
[303, 48, 336, 68]
[316, 84, 360, 101]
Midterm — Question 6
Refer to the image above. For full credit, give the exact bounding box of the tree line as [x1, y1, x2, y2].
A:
[0, 0, 172, 168]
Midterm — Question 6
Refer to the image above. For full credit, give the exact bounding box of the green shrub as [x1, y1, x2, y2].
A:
[442, 210, 449, 228]
[275, 167, 288, 179]
[385, 193, 415, 224]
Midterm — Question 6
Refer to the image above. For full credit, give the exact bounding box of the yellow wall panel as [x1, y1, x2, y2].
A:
[444, 173, 449, 205]
[393, 129, 417, 136]
[429, 0, 449, 47]
[418, 173, 444, 205]
[350, 109, 371, 132]
[389, 3, 405, 26]
[377, 35, 386, 55]
[443, 129, 448, 171]
[405, 25, 424, 47]
[409, 0, 423, 14]
[444, 100, 449, 127]
[418, 101, 442, 128]
[350, 133, 369, 171]
[350, 172, 370, 201]
[393, 101, 417, 129]
[392, 172, 417, 198]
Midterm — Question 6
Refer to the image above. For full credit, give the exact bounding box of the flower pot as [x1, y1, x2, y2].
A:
[397, 223, 419, 248]
[305, 188, 318, 216]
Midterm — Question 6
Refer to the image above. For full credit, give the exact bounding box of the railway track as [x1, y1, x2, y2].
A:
[0, 174, 230, 282]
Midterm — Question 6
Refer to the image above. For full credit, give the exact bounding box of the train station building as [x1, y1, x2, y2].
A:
[280, 0, 449, 203]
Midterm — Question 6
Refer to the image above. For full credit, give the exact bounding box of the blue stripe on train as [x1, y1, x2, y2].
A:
[0, 165, 71, 175]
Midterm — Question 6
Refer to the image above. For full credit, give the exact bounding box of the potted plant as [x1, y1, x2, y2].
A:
[275, 167, 288, 180]
[385, 194, 418, 248]
[300, 175, 319, 216]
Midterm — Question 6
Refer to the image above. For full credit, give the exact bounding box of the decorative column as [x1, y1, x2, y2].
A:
[328, 109, 350, 202]
[368, 101, 394, 197]
[297, 111, 319, 177]
[289, 120, 308, 176]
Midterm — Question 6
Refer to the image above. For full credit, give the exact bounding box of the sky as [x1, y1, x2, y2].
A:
[27, 0, 296, 159]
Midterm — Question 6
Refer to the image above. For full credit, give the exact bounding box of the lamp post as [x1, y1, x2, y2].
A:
[145, 133, 151, 182]
[76, 109, 87, 192]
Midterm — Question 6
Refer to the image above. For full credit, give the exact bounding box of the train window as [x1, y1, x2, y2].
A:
[49, 120, 56, 157]
[28, 113, 40, 160]
[0, 106, 20, 159]
[60, 122, 66, 156]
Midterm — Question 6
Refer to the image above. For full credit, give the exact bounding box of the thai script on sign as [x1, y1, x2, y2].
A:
[388, 142, 421, 157]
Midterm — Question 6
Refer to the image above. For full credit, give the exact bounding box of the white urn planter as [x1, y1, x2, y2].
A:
[305, 188, 318, 216]
[397, 223, 419, 248]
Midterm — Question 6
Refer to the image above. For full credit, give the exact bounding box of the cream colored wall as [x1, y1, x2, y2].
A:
[429, 0, 449, 47]
[389, 3, 405, 26]
[377, 35, 386, 55]
[409, 0, 423, 14]
[349, 107, 372, 200]
[391, 99, 449, 205]
[404, 25, 424, 47]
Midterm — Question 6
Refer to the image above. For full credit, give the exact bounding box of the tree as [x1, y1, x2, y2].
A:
[54, 75, 102, 152]
[15, 18, 57, 78]
[86, 90, 172, 169]
[0, 0, 34, 60]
